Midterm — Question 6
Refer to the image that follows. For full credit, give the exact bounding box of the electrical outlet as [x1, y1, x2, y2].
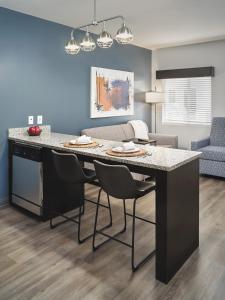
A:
[28, 116, 34, 125]
[37, 115, 43, 125]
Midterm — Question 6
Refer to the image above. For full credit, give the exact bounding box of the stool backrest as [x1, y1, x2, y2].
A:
[52, 150, 86, 184]
[94, 160, 137, 199]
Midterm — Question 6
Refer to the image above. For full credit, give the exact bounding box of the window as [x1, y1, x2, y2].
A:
[162, 77, 212, 125]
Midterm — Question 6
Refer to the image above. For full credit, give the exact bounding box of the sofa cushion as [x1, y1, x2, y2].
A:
[199, 145, 225, 162]
[81, 123, 135, 142]
[210, 117, 225, 147]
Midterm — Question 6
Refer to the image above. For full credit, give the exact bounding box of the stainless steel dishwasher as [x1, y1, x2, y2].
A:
[12, 143, 43, 216]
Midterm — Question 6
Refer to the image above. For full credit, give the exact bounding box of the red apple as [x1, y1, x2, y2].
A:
[28, 126, 42, 136]
[34, 126, 41, 135]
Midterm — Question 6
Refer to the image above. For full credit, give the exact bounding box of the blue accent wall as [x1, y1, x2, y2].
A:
[0, 8, 152, 203]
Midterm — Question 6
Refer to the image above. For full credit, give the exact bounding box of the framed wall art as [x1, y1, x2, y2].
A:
[90, 67, 134, 118]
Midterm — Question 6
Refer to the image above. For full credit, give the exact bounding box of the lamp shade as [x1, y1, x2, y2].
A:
[115, 22, 133, 44]
[145, 91, 164, 103]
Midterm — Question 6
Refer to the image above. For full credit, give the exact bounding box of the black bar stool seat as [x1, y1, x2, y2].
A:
[134, 180, 155, 197]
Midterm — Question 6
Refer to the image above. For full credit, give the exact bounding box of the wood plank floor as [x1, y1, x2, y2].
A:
[0, 176, 225, 300]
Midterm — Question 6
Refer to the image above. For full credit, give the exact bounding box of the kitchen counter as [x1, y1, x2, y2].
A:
[8, 126, 200, 284]
[8, 126, 201, 172]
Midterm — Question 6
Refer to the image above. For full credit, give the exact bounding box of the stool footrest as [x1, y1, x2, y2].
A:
[50, 211, 81, 229]
[125, 212, 156, 225]
[94, 227, 131, 250]
[79, 222, 113, 244]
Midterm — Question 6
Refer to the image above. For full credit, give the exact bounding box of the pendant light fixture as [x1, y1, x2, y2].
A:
[64, 0, 133, 55]
[97, 22, 113, 48]
[64, 30, 80, 55]
[116, 21, 133, 45]
[80, 27, 96, 52]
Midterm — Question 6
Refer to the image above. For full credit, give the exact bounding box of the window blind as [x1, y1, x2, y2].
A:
[162, 76, 212, 125]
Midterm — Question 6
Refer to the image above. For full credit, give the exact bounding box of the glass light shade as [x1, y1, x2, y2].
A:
[97, 30, 113, 48]
[80, 31, 96, 52]
[97, 23, 113, 49]
[115, 22, 133, 44]
[65, 31, 80, 55]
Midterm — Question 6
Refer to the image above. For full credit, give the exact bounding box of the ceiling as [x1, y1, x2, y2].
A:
[1, 0, 225, 49]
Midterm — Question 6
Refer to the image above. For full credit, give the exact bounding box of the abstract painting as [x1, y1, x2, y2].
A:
[90, 67, 134, 118]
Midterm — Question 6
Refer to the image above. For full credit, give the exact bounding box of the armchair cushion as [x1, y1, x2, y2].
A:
[199, 145, 225, 162]
[191, 138, 210, 151]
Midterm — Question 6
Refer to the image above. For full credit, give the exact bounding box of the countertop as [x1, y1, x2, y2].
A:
[8, 126, 201, 172]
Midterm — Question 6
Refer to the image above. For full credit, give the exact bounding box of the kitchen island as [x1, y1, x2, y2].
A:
[8, 126, 201, 284]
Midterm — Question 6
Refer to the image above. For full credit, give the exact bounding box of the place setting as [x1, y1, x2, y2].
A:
[63, 135, 101, 148]
[106, 141, 150, 158]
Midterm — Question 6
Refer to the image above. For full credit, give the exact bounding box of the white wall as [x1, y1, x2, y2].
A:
[153, 40, 225, 149]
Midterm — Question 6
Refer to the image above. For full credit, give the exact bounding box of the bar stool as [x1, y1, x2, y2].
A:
[93, 160, 156, 271]
[51, 150, 112, 243]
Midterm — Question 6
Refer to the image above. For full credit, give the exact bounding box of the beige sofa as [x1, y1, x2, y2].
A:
[81, 123, 178, 148]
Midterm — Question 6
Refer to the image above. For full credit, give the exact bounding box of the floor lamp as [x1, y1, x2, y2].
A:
[145, 90, 164, 133]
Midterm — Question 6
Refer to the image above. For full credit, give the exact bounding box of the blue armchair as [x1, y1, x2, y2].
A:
[191, 117, 225, 178]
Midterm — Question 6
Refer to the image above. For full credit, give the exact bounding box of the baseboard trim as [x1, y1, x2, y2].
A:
[0, 197, 9, 207]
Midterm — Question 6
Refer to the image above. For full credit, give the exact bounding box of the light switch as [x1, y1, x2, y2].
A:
[28, 116, 34, 125]
[37, 115, 43, 125]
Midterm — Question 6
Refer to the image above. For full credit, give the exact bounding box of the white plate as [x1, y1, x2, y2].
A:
[70, 139, 92, 145]
[112, 147, 140, 153]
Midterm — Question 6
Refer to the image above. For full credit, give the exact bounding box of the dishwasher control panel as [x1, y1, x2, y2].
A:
[13, 143, 42, 162]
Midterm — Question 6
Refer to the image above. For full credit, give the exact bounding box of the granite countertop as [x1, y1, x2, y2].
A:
[8, 126, 201, 172]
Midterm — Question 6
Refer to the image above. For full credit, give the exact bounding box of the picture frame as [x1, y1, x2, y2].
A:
[90, 67, 134, 118]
